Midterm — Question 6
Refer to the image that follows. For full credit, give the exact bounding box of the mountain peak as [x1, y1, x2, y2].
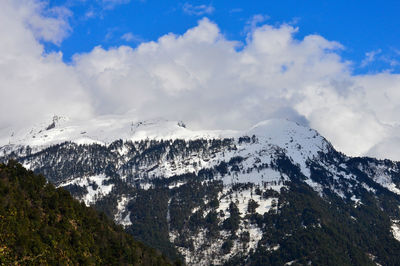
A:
[45, 115, 67, 130]
[1, 116, 331, 164]
[245, 118, 331, 158]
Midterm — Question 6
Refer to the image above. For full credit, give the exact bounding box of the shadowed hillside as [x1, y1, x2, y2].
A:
[0, 160, 174, 265]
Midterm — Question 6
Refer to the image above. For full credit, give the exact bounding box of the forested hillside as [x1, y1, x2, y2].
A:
[0, 160, 173, 265]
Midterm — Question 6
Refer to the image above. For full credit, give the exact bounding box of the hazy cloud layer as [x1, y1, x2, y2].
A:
[2, 0, 400, 161]
[183, 3, 215, 16]
[102, 0, 131, 10]
[121, 32, 144, 43]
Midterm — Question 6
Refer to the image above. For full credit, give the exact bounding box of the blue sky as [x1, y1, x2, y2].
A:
[46, 0, 400, 74]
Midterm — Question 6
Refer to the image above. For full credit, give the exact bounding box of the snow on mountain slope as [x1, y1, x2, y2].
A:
[133, 119, 331, 194]
[57, 174, 114, 205]
[355, 160, 400, 195]
[244, 119, 330, 175]
[0, 116, 326, 150]
[3, 116, 400, 265]
[0, 115, 236, 149]
[1, 116, 330, 176]
[115, 195, 133, 227]
[0, 115, 337, 199]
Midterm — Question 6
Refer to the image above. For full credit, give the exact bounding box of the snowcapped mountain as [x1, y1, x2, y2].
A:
[2, 116, 400, 265]
[0, 115, 235, 148]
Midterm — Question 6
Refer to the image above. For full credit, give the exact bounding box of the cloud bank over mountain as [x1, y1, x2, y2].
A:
[1, 0, 400, 160]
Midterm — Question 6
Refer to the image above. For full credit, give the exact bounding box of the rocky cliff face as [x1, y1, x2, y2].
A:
[2, 117, 400, 265]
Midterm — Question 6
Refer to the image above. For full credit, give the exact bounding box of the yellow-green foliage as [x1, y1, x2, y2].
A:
[0, 160, 171, 265]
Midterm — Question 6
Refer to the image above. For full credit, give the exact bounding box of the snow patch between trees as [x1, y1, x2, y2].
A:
[58, 174, 114, 205]
[115, 195, 133, 227]
[391, 220, 400, 242]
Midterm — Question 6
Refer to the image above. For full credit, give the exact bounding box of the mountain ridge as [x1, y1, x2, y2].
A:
[2, 116, 400, 265]
[1, 116, 326, 152]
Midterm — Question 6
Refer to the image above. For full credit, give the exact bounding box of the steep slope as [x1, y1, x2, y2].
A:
[2, 116, 400, 265]
[0, 160, 172, 265]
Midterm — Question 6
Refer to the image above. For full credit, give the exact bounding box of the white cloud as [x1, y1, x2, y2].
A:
[0, 0, 92, 131]
[84, 9, 96, 19]
[3, 1, 400, 162]
[121, 32, 144, 43]
[102, 0, 131, 10]
[10, 0, 72, 45]
[245, 14, 270, 33]
[361, 49, 382, 67]
[70, 19, 400, 160]
[183, 3, 214, 16]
